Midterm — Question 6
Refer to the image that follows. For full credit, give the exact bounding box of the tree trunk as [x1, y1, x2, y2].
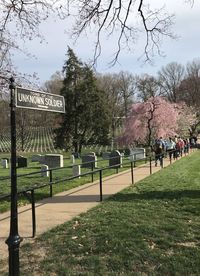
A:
[73, 141, 78, 153]
[78, 143, 82, 154]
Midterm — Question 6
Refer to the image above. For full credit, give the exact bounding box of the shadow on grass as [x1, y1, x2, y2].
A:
[23, 189, 200, 206]
[111, 189, 200, 202]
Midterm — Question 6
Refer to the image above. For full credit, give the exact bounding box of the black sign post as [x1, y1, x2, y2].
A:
[5, 81, 65, 275]
[6, 77, 22, 276]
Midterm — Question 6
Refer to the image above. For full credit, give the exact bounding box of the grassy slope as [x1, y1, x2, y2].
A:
[2, 152, 200, 275]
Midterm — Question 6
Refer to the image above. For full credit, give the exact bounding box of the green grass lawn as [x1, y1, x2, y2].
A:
[0, 153, 137, 213]
[1, 151, 199, 275]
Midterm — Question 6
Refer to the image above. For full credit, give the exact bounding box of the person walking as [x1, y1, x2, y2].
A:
[166, 137, 176, 163]
[176, 137, 185, 157]
[153, 138, 165, 168]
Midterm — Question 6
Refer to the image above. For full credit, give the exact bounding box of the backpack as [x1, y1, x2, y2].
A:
[154, 140, 163, 153]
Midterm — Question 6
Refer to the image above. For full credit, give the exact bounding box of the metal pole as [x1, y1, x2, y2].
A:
[49, 170, 53, 197]
[99, 170, 103, 202]
[31, 190, 36, 238]
[131, 161, 134, 184]
[150, 156, 152, 175]
[6, 77, 22, 276]
[91, 163, 94, 182]
[49, 169, 53, 183]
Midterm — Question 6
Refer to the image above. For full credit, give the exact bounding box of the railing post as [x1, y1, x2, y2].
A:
[131, 161, 134, 184]
[150, 156, 152, 175]
[49, 169, 53, 183]
[99, 170, 103, 202]
[91, 163, 94, 182]
[49, 170, 53, 197]
[31, 189, 36, 238]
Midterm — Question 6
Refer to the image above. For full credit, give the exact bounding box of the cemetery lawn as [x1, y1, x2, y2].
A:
[14, 151, 200, 275]
[0, 154, 141, 213]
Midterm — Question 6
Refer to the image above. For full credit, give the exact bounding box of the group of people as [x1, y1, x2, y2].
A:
[153, 136, 193, 167]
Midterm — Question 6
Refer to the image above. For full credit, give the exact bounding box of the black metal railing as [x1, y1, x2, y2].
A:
[0, 148, 194, 238]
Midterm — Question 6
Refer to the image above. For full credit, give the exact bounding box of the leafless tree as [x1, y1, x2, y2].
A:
[96, 71, 136, 145]
[0, 0, 195, 87]
[44, 71, 64, 95]
[0, 0, 68, 86]
[42, 71, 64, 127]
[177, 59, 200, 107]
[158, 62, 185, 103]
[186, 58, 200, 79]
[136, 74, 161, 102]
[117, 71, 136, 117]
[97, 73, 124, 141]
[69, 0, 176, 65]
[176, 59, 200, 135]
[0, 99, 9, 130]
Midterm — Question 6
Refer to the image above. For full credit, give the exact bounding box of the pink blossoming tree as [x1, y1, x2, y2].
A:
[118, 96, 190, 147]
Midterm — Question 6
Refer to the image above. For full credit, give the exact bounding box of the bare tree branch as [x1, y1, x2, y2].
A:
[0, 0, 69, 89]
[69, 0, 177, 66]
[138, 1, 176, 62]
[0, 0, 194, 87]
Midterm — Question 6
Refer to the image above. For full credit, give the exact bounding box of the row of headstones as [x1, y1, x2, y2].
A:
[40, 152, 115, 177]
[1, 148, 146, 178]
[71, 148, 146, 178]
[1, 148, 146, 169]
[32, 154, 64, 168]
[1, 154, 64, 170]
[1, 154, 63, 168]
[80, 148, 146, 165]
[81, 148, 145, 162]
[1, 156, 28, 169]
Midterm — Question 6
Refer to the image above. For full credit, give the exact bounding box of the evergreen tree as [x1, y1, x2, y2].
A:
[55, 47, 111, 153]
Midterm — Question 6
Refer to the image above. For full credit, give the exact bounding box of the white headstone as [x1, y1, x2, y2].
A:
[73, 165, 81, 178]
[31, 155, 41, 162]
[129, 148, 146, 161]
[41, 165, 49, 177]
[32, 154, 44, 163]
[39, 155, 45, 164]
[109, 150, 122, 168]
[1, 159, 8, 169]
[44, 154, 64, 168]
[102, 152, 111, 160]
[88, 152, 96, 156]
[82, 154, 97, 168]
[70, 155, 75, 164]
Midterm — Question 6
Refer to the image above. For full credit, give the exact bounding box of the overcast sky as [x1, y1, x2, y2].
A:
[13, 0, 200, 86]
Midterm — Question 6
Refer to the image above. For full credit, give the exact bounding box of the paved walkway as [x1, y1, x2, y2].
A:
[0, 158, 173, 260]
